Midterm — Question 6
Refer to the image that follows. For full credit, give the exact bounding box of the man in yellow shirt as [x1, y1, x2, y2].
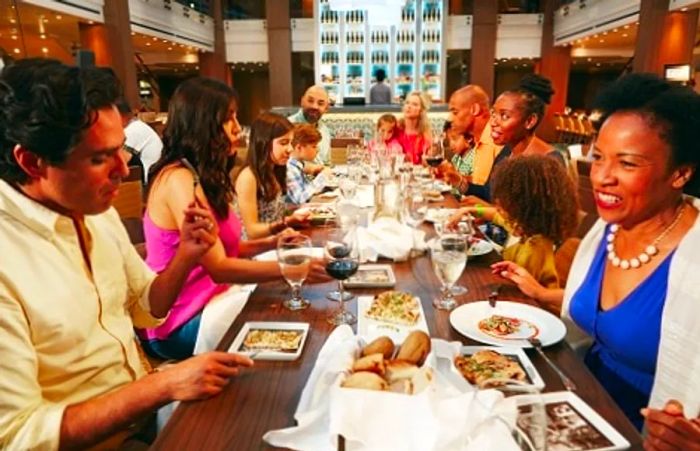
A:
[0, 59, 253, 450]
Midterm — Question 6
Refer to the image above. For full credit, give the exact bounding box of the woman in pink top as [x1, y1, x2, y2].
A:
[396, 92, 432, 164]
[141, 77, 328, 360]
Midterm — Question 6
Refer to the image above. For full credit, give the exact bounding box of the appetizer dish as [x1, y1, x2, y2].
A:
[365, 290, 421, 326]
[240, 329, 304, 352]
[478, 315, 539, 339]
[454, 349, 526, 386]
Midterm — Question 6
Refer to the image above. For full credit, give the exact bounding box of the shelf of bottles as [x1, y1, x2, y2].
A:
[315, 0, 446, 104]
[419, 0, 443, 101]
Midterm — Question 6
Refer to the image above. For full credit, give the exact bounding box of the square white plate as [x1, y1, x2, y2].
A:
[357, 293, 430, 344]
[343, 264, 396, 288]
[228, 321, 310, 361]
[452, 346, 545, 390]
[515, 391, 631, 451]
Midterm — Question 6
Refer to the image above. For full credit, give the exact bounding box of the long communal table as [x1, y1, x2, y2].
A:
[152, 200, 643, 451]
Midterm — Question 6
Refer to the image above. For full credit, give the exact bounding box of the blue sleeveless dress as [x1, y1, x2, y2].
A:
[569, 225, 675, 430]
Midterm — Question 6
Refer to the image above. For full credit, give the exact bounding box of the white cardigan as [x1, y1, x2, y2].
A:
[562, 196, 700, 417]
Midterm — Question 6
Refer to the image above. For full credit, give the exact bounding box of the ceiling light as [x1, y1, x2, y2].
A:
[152, 37, 157, 41]
[168, 47, 172, 50]
[56, 15, 62, 19]
[11, 35, 17, 40]
[596, 63, 601, 67]
[146, 42, 151, 46]
[13, 48, 20, 54]
[587, 57, 592, 62]
[599, 39, 604, 43]
[624, 25, 630, 29]
[622, 33, 628, 37]
[681, 7, 688, 11]
[40, 34, 46, 39]
[131, 32, 135, 36]
[613, 28, 618, 32]
[10, 19, 15, 24]
[41, 47, 48, 53]
[88, 20, 94, 24]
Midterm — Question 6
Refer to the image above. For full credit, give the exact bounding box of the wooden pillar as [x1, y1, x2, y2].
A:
[470, 0, 498, 99]
[657, 9, 698, 73]
[633, 0, 669, 74]
[537, 0, 571, 142]
[79, 0, 139, 109]
[266, 0, 293, 106]
[199, 0, 231, 84]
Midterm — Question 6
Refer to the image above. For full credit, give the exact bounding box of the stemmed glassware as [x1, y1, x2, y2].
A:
[277, 235, 312, 310]
[430, 233, 467, 310]
[423, 137, 445, 169]
[325, 228, 359, 325]
[435, 217, 474, 296]
[404, 187, 428, 228]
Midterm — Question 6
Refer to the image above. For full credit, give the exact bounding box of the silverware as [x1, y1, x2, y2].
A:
[488, 284, 501, 308]
[528, 337, 576, 391]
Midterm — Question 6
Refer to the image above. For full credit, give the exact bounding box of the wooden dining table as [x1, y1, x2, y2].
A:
[152, 198, 643, 451]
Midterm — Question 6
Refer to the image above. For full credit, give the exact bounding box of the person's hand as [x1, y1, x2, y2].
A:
[643, 400, 700, 451]
[306, 258, 333, 283]
[162, 351, 254, 401]
[177, 204, 218, 263]
[447, 207, 472, 229]
[286, 211, 311, 228]
[265, 227, 301, 248]
[491, 261, 545, 300]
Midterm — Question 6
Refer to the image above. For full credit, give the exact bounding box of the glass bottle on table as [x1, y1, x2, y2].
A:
[277, 235, 312, 310]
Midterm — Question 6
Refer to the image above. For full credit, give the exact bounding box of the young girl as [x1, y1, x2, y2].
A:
[450, 155, 579, 312]
[369, 113, 402, 156]
[235, 112, 310, 239]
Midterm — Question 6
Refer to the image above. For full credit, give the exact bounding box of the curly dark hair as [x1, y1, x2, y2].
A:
[491, 155, 579, 244]
[593, 73, 700, 196]
[149, 77, 238, 219]
[0, 58, 120, 184]
[246, 112, 293, 202]
[501, 73, 554, 129]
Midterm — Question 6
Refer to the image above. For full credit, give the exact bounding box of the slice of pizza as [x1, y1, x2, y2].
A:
[454, 350, 526, 385]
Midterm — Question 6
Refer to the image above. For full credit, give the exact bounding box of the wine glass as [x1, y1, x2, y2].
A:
[443, 217, 475, 296]
[277, 235, 312, 310]
[430, 233, 467, 310]
[477, 380, 548, 451]
[339, 177, 357, 200]
[404, 188, 428, 228]
[325, 228, 359, 325]
[423, 137, 445, 169]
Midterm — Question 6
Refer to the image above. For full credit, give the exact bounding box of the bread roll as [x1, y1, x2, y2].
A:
[352, 353, 386, 376]
[396, 331, 431, 365]
[342, 371, 388, 391]
[385, 360, 419, 383]
[361, 336, 395, 360]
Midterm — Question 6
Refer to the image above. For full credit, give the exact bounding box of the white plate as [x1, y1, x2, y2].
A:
[468, 238, 494, 257]
[254, 247, 324, 261]
[424, 207, 457, 224]
[296, 203, 337, 220]
[229, 321, 310, 361]
[449, 301, 567, 347]
[357, 294, 430, 344]
[514, 391, 630, 451]
[433, 181, 452, 193]
[343, 264, 396, 288]
[318, 189, 341, 199]
[452, 346, 545, 390]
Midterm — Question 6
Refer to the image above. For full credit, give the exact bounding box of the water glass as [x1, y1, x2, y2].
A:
[404, 189, 428, 228]
[277, 235, 312, 310]
[430, 234, 467, 310]
[339, 178, 357, 200]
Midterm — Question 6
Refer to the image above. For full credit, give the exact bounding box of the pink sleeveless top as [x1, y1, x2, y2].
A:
[139, 208, 242, 340]
[396, 129, 429, 164]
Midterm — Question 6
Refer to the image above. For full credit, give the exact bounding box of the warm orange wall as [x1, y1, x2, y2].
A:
[658, 10, 698, 69]
[79, 23, 112, 67]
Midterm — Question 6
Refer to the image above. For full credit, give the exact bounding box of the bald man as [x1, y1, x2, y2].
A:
[440, 85, 504, 201]
[288, 85, 331, 167]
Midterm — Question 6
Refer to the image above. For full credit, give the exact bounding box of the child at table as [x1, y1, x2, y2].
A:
[437, 123, 475, 191]
[286, 124, 333, 205]
[368, 113, 402, 156]
[449, 155, 580, 311]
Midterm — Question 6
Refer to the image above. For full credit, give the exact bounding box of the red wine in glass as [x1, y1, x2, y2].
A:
[425, 156, 444, 167]
[325, 259, 359, 280]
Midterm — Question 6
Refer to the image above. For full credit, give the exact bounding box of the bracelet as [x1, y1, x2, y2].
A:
[474, 204, 485, 218]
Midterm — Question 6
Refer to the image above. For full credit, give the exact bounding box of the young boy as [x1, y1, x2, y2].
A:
[286, 123, 333, 205]
[437, 123, 475, 193]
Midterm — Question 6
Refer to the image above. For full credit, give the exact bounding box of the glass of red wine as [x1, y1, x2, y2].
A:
[325, 228, 359, 325]
[423, 137, 445, 168]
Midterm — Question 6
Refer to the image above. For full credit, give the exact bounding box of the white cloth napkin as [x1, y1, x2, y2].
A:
[353, 184, 375, 208]
[263, 328, 521, 451]
[356, 217, 427, 262]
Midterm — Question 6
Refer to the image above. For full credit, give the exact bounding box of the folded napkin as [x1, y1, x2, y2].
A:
[356, 217, 427, 262]
[263, 327, 521, 451]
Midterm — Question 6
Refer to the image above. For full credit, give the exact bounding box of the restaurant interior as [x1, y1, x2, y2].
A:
[1, 0, 700, 450]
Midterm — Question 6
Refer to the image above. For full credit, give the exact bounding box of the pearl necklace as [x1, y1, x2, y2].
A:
[606, 203, 686, 270]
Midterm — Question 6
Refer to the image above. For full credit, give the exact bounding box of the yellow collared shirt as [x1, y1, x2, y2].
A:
[0, 180, 163, 450]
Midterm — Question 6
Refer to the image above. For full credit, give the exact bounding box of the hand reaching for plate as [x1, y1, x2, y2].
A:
[491, 261, 544, 300]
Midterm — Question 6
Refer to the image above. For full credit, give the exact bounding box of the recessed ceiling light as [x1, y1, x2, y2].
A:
[10, 19, 16, 24]
[624, 25, 630, 29]
[146, 42, 151, 46]
[599, 39, 604, 43]
[131, 31, 135, 35]
[13, 48, 20, 54]
[40, 34, 46, 39]
[596, 63, 601, 67]
[56, 15, 62, 19]
[41, 47, 48, 53]
[11, 35, 17, 40]
[168, 47, 172, 50]
[622, 33, 628, 37]
[88, 20, 94, 24]
[681, 7, 688, 11]
[587, 57, 592, 62]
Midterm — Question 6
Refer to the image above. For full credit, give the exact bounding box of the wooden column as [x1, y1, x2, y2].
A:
[470, 0, 498, 99]
[537, 0, 571, 142]
[79, 0, 139, 108]
[657, 9, 698, 73]
[266, 0, 293, 106]
[199, 0, 231, 84]
[633, 0, 669, 74]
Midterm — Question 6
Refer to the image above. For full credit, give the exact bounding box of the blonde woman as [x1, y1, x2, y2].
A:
[396, 92, 432, 164]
